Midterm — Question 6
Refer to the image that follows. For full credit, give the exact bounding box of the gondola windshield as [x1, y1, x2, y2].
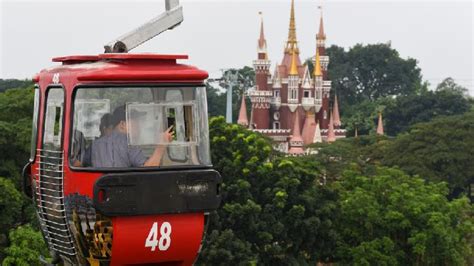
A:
[70, 86, 210, 168]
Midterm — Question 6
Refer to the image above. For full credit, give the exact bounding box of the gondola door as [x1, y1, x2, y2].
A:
[34, 87, 77, 264]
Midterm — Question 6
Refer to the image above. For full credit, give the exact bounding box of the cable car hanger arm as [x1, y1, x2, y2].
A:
[104, 0, 183, 53]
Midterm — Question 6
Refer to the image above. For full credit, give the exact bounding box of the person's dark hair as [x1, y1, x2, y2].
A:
[112, 104, 146, 127]
[112, 105, 126, 127]
[100, 113, 113, 130]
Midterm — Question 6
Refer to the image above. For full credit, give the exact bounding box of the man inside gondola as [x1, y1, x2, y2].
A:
[90, 105, 173, 168]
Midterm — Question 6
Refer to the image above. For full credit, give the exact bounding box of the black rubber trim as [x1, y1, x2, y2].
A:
[93, 169, 222, 216]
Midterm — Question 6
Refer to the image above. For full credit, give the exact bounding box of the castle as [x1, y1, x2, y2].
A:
[237, 0, 346, 155]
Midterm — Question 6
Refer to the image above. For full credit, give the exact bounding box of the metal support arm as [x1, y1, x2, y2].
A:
[104, 0, 183, 53]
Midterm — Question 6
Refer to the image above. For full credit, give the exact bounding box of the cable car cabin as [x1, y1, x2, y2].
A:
[24, 53, 222, 265]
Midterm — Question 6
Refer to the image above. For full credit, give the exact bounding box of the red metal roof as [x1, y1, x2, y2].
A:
[37, 53, 208, 84]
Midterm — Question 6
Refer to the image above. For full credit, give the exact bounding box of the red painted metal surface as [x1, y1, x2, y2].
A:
[31, 53, 209, 265]
[111, 214, 204, 266]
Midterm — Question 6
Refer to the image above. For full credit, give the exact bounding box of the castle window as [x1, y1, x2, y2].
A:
[303, 90, 310, 98]
[274, 90, 280, 97]
[273, 121, 280, 129]
[289, 88, 297, 99]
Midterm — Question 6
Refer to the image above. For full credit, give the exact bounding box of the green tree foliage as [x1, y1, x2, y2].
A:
[198, 117, 339, 265]
[199, 118, 474, 264]
[341, 97, 396, 136]
[306, 43, 423, 112]
[0, 79, 33, 93]
[383, 111, 474, 199]
[0, 87, 35, 183]
[334, 167, 473, 265]
[436, 77, 470, 97]
[0, 178, 22, 235]
[383, 82, 471, 136]
[2, 225, 49, 266]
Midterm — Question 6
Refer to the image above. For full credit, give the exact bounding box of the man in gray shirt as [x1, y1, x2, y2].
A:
[91, 105, 172, 168]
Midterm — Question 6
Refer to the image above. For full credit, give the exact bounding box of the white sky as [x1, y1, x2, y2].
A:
[1, 0, 473, 94]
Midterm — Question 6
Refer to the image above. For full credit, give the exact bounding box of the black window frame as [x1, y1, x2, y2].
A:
[68, 83, 213, 173]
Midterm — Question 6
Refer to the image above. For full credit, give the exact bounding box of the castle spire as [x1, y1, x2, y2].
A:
[289, 111, 304, 155]
[285, 0, 299, 54]
[376, 112, 384, 135]
[327, 110, 336, 142]
[289, 49, 299, 76]
[302, 111, 316, 145]
[313, 121, 322, 143]
[237, 92, 249, 127]
[317, 6, 326, 40]
[257, 12, 267, 57]
[333, 94, 341, 127]
[314, 48, 322, 77]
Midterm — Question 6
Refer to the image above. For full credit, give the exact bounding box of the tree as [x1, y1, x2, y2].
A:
[332, 43, 422, 102]
[383, 111, 474, 199]
[334, 167, 473, 265]
[341, 97, 396, 136]
[384, 85, 471, 136]
[2, 225, 50, 266]
[436, 77, 469, 97]
[198, 117, 340, 264]
[0, 79, 33, 93]
[0, 87, 35, 183]
[0, 177, 23, 235]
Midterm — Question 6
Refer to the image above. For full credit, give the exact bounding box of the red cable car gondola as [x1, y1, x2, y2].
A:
[23, 1, 222, 265]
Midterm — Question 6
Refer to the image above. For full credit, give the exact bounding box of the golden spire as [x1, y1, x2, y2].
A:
[314, 48, 322, 77]
[285, 0, 299, 54]
[289, 49, 299, 75]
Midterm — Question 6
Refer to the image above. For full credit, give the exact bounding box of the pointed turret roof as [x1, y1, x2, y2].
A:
[376, 112, 384, 135]
[237, 92, 248, 127]
[285, 0, 299, 54]
[302, 65, 312, 88]
[314, 48, 322, 77]
[257, 12, 268, 57]
[327, 110, 336, 142]
[289, 112, 304, 155]
[302, 111, 316, 145]
[313, 121, 322, 143]
[333, 95, 341, 127]
[317, 7, 326, 40]
[289, 49, 299, 76]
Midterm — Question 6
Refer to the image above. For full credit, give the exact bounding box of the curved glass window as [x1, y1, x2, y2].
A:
[70, 87, 211, 169]
[30, 87, 40, 161]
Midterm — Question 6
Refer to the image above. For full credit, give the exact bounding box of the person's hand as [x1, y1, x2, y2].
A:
[161, 125, 174, 143]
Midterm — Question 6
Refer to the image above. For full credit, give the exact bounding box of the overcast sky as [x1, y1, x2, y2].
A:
[1, 0, 473, 94]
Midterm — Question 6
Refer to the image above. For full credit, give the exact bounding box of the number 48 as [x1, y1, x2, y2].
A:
[145, 222, 172, 251]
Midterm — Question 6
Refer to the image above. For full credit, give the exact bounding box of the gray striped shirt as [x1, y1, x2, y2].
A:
[91, 131, 146, 168]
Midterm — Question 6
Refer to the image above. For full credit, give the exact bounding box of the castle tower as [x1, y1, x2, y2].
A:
[302, 111, 316, 145]
[314, 48, 323, 114]
[281, 0, 302, 70]
[288, 109, 304, 155]
[315, 6, 331, 131]
[327, 109, 336, 142]
[376, 112, 384, 135]
[237, 91, 249, 127]
[333, 94, 341, 128]
[250, 12, 272, 129]
[313, 121, 322, 143]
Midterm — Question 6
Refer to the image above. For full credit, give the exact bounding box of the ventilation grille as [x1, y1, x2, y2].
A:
[34, 149, 76, 257]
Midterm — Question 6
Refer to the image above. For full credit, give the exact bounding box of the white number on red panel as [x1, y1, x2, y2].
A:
[145, 222, 172, 251]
